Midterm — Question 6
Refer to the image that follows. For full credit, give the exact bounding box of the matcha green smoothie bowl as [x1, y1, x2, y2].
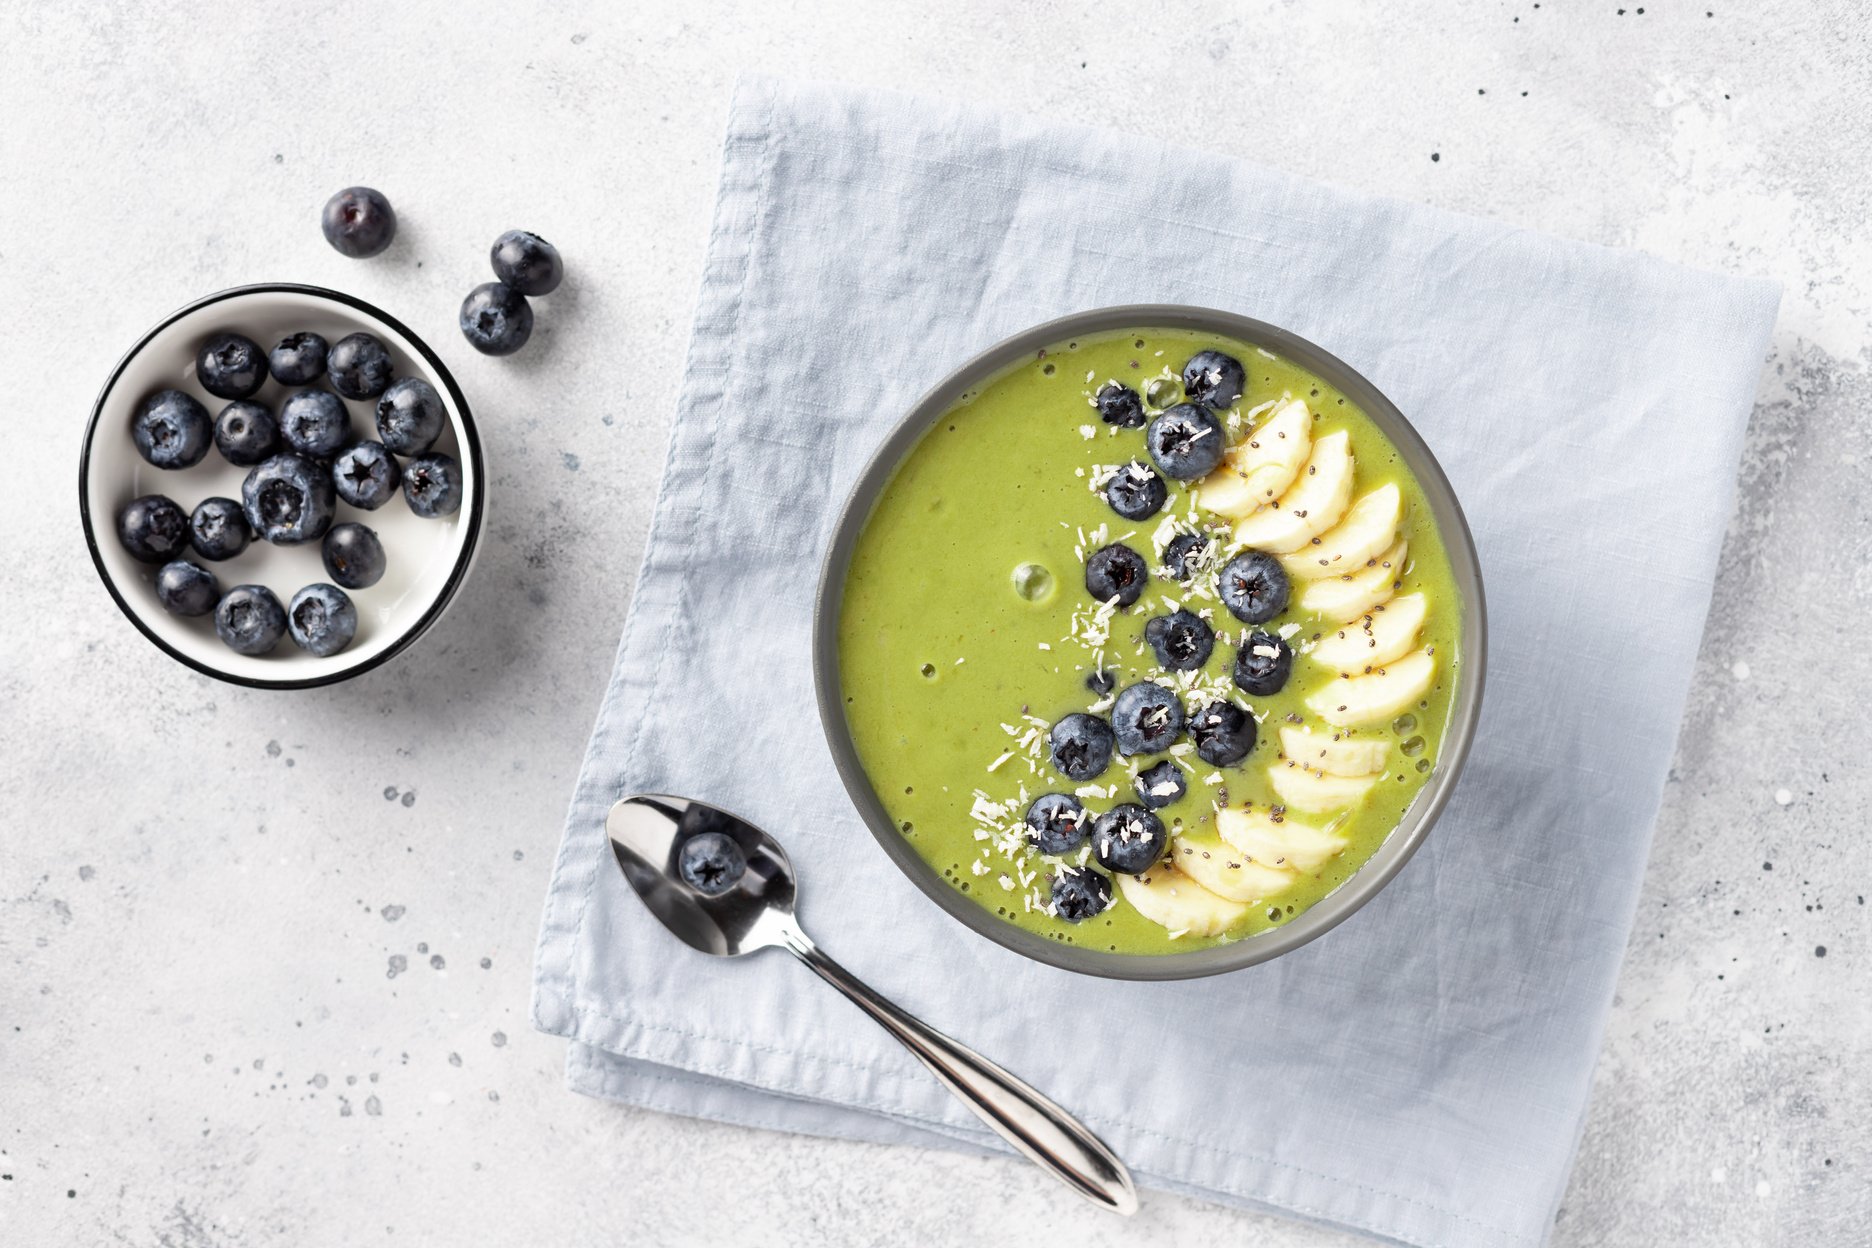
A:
[814, 307, 1485, 980]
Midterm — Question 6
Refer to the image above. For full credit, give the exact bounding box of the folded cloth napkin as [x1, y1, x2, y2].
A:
[532, 76, 1779, 1247]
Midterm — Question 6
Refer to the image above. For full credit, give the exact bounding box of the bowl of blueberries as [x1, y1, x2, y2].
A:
[80, 283, 485, 688]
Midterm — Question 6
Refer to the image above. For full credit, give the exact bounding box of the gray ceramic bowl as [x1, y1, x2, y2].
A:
[813, 305, 1486, 980]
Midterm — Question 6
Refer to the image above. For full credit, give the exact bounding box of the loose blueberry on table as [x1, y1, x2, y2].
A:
[188, 497, 252, 562]
[402, 452, 463, 518]
[459, 282, 534, 356]
[278, 389, 353, 458]
[321, 186, 397, 258]
[331, 440, 401, 511]
[327, 333, 395, 400]
[154, 560, 219, 617]
[242, 453, 336, 545]
[268, 331, 329, 385]
[214, 584, 287, 656]
[213, 399, 280, 467]
[195, 332, 267, 400]
[322, 522, 387, 590]
[678, 831, 747, 896]
[131, 390, 211, 469]
[489, 230, 564, 296]
[286, 583, 358, 657]
[374, 377, 445, 455]
[116, 494, 190, 563]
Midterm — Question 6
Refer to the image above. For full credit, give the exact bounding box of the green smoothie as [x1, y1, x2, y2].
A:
[838, 328, 1461, 955]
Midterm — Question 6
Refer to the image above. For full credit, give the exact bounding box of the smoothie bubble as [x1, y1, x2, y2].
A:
[1400, 735, 1426, 757]
[1392, 713, 1418, 734]
[1012, 562, 1055, 603]
[1146, 377, 1181, 409]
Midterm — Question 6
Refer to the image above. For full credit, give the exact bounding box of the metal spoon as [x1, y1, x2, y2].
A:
[605, 793, 1139, 1215]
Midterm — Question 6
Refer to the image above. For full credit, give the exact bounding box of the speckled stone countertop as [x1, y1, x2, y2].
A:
[3, 3, 1865, 1245]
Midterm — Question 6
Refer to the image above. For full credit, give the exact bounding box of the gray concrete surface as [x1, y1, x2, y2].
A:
[2, 2, 1865, 1244]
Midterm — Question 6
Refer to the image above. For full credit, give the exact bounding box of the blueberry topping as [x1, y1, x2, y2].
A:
[1111, 681, 1185, 755]
[115, 494, 189, 563]
[1181, 349, 1246, 410]
[1049, 713, 1115, 782]
[1134, 760, 1188, 810]
[331, 440, 402, 510]
[1050, 867, 1113, 922]
[188, 496, 252, 561]
[375, 377, 446, 455]
[678, 831, 747, 895]
[402, 452, 464, 518]
[1144, 610, 1215, 671]
[1145, 403, 1226, 480]
[322, 522, 387, 590]
[1084, 543, 1148, 607]
[321, 186, 397, 258]
[1092, 804, 1168, 874]
[1162, 532, 1209, 581]
[195, 332, 267, 400]
[1024, 793, 1090, 856]
[1217, 550, 1290, 624]
[327, 333, 394, 400]
[490, 230, 564, 296]
[459, 282, 534, 356]
[130, 390, 212, 469]
[1234, 629, 1295, 696]
[1104, 460, 1167, 521]
[242, 453, 336, 545]
[214, 584, 287, 656]
[154, 560, 219, 617]
[286, 583, 359, 657]
[1189, 700, 1257, 766]
[1085, 668, 1116, 696]
[1094, 382, 1146, 428]
[213, 399, 280, 467]
[269, 331, 329, 385]
[278, 389, 352, 458]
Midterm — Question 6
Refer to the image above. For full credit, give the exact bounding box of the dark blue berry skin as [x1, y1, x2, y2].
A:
[213, 400, 280, 467]
[490, 230, 564, 296]
[1104, 461, 1167, 521]
[116, 494, 190, 563]
[322, 522, 387, 589]
[242, 453, 336, 545]
[321, 186, 397, 258]
[374, 377, 445, 455]
[189, 496, 252, 561]
[1146, 403, 1227, 480]
[1084, 543, 1148, 608]
[1135, 760, 1188, 810]
[1190, 700, 1257, 766]
[459, 282, 534, 356]
[278, 389, 352, 458]
[678, 831, 747, 895]
[1181, 349, 1246, 410]
[1095, 382, 1145, 428]
[269, 332, 329, 385]
[1112, 682, 1185, 756]
[1217, 550, 1290, 624]
[1144, 610, 1215, 671]
[214, 584, 287, 655]
[1092, 804, 1167, 874]
[402, 452, 463, 518]
[1085, 668, 1116, 696]
[1234, 629, 1295, 696]
[286, 583, 359, 657]
[131, 390, 212, 469]
[331, 440, 401, 510]
[1051, 867, 1113, 922]
[155, 560, 219, 617]
[1024, 794, 1090, 856]
[1049, 713, 1115, 782]
[196, 333, 267, 400]
[327, 333, 395, 400]
[1162, 532, 1209, 581]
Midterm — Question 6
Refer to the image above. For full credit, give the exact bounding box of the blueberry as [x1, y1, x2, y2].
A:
[1024, 793, 1090, 856]
[374, 377, 446, 455]
[269, 332, 329, 385]
[1095, 382, 1145, 428]
[332, 440, 402, 510]
[1234, 629, 1295, 696]
[1162, 532, 1209, 581]
[1189, 700, 1257, 766]
[678, 831, 746, 895]
[286, 583, 359, 657]
[1085, 668, 1116, 696]
[1050, 867, 1113, 922]
[189, 496, 252, 561]
[242, 453, 336, 545]
[1111, 682, 1185, 756]
[1104, 460, 1167, 521]
[490, 230, 564, 296]
[459, 282, 535, 356]
[1145, 404, 1226, 480]
[1134, 760, 1188, 810]
[195, 332, 267, 400]
[322, 522, 387, 589]
[214, 584, 287, 655]
[402, 452, 464, 518]
[130, 389, 211, 469]
[278, 389, 352, 458]
[115, 494, 189, 563]
[154, 560, 220, 617]
[1049, 713, 1115, 782]
[1181, 349, 1246, 410]
[327, 333, 394, 400]
[1092, 804, 1167, 875]
[1144, 610, 1215, 671]
[321, 186, 397, 258]
[213, 399, 280, 466]
[1084, 543, 1148, 608]
[1217, 549, 1290, 624]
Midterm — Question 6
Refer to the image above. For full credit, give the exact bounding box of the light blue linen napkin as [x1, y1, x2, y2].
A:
[532, 76, 1779, 1247]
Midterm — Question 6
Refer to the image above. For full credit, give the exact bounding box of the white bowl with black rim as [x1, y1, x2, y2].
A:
[79, 283, 485, 690]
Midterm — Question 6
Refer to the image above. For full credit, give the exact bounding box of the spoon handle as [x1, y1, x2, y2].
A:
[780, 928, 1138, 1215]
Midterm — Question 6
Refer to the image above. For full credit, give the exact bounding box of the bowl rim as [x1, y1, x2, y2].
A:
[811, 304, 1488, 981]
[78, 281, 486, 691]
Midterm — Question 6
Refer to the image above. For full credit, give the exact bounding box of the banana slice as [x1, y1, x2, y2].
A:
[1284, 482, 1402, 580]
[1216, 806, 1349, 873]
[1298, 536, 1407, 624]
[1117, 864, 1251, 936]
[1278, 724, 1390, 777]
[1309, 592, 1427, 671]
[1196, 399, 1312, 519]
[1231, 431, 1354, 554]
[1166, 836, 1296, 902]
[1268, 762, 1380, 813]
[1307, 648, 1438, 728]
